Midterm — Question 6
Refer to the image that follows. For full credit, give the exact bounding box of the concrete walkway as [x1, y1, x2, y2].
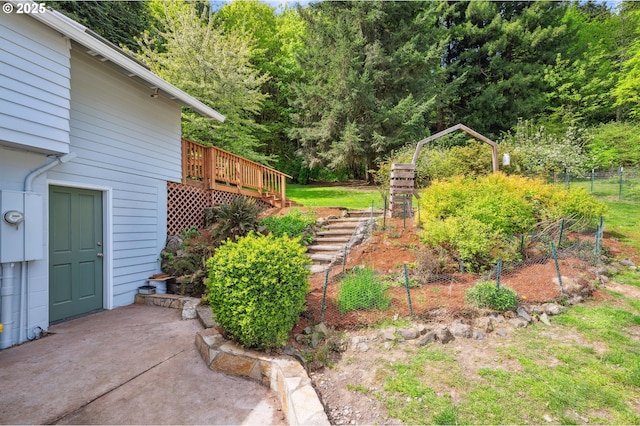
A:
[0, 304, 285, 425]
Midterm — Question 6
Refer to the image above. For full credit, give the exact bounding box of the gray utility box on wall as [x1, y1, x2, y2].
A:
[0, 190, 44, 263]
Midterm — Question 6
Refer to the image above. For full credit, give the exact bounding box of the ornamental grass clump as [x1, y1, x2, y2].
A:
[465, 281, 519, 312]
[205, 232, 311, 349]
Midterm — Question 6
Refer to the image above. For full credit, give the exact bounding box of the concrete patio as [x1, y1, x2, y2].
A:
[0, 304, 285, 425]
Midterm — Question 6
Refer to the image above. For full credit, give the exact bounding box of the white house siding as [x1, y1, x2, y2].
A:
[0, 11, 70, 154]
[45, 45, 182, 308]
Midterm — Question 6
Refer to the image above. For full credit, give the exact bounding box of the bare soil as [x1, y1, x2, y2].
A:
[290, 209, 640, 425]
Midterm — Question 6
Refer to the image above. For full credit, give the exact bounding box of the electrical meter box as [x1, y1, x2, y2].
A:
[0, 190, 44, 262]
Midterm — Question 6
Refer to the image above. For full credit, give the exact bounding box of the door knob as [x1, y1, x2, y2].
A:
[96, 253, 104, 258]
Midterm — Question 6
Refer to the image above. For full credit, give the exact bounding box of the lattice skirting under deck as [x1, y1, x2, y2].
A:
[167, 182, 272, 235]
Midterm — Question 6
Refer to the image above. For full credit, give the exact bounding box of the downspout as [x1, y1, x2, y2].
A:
[18, 152, 77, 343]
[0, 263, 16, 349]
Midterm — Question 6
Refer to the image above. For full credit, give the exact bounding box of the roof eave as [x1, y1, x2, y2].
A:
[16, 1, 225, 123]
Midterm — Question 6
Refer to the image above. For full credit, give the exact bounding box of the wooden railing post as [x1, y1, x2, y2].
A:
[181, 139, 188, 184]
[280, 173, 286, 206]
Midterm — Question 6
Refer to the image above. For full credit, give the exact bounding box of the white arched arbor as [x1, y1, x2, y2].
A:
[412, 123, 499, 171]
[389, 124, 499, 217]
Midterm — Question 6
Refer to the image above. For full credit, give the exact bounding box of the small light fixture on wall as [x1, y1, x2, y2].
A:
[150, 87, 159, 98]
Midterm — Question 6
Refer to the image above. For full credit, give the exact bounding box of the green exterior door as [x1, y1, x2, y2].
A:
[49, 186, 104, 322]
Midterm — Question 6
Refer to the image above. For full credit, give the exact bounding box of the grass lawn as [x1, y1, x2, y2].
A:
[287, 183, 384, 210]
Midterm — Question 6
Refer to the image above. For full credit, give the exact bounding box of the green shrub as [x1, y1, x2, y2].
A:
[205, 232, 311, 349]
[465, 282, 519, 312]
[418, 173, 606, 271]
[259, 209, 316, 243]
[337, 268, 390, 313]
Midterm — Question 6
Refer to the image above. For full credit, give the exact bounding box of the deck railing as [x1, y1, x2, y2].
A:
[182, 138, 290, 206]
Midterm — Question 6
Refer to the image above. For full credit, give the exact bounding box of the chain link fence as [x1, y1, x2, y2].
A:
[306, 216, 605, 329]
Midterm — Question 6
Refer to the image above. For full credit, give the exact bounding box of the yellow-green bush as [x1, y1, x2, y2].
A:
[205, 232, 311, 349]
[418, 173, 606, 271]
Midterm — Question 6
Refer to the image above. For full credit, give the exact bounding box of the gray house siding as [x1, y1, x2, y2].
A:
[47, 46, 182, 307]
[0, 11, 70, 154]
[0, 8, 221, 348]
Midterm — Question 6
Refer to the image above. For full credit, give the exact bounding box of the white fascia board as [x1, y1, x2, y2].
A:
[13, 0, 225, 122]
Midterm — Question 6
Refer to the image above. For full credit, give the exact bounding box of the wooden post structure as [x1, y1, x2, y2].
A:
[390, 163, 415, 218]
[390, 124, 499, 218]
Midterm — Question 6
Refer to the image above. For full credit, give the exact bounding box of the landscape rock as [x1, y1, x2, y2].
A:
[354, 342, 370, 352]
[620, 259, 635, 268]
[528, 305, 543, 315]
[475, 317, 495, 333]
[351, 336, 367, 346]
[417, 331, 437, 346]
[516, 306, 533, 323]
[311, 332, 321, 348]
[315, 322, 330, 337]
[181, 301, 197, 320]
[474, 332, 485, 340]
[380, 328, 397, 341]
[542, 303, 563, 316]
[164, 235, 183, 253]
[398, 328, 419, 340]
[490, 314, 506, 323]
[450, 321, 472, 338]
[328, 336, 348, 353]
[539, 313, 551, 326]
[599, 275, 610, 285]
[435, 326, 455, 344]
[496, 329, 508, 337]
[567, 295, 584, 305]
[509, 317, 529, 328]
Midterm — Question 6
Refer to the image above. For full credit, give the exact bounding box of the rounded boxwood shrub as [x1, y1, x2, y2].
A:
[465, 281, 519, 312]
[205, 232, 311, 349]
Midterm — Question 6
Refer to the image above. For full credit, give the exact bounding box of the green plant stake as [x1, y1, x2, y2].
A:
[403, 263, 414, 318]
[496, 258, 502, 289]
[558, 218, 565, 246]
[383, 195, 387, 229]
[342, 245, 348, 275]
[551, 242, 565, 297]
[594, 224, 600, 262]
[519, 234, 525, 256]
[320, 268, 329, 323]
[619, 166, 623, 201]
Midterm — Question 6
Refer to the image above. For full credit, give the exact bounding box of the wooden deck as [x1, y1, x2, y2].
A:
[181, 138, 291, 208]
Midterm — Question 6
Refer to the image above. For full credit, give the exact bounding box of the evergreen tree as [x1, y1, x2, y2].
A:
[437, 1, 569, 135]
[290, 1, 443, 180]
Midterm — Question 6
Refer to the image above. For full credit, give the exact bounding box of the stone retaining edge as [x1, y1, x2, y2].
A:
[134, 293, 200, 309]
[195, 328, 330, 426]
